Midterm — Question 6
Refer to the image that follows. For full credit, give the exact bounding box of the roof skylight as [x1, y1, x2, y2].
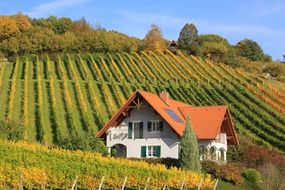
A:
[164, 109, 183, 123]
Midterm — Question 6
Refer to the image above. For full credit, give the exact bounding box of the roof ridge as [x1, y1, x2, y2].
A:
[181, 105, 228, 108]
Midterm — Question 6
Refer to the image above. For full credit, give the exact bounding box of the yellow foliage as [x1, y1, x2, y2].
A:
[144, 24, 166, 52]
[21, 167, 49, 188]
[0, 135, 215, 190]
[0, 16, 19, 40]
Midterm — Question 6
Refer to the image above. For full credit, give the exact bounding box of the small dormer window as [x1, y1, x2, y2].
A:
[147, 121, 164, 132]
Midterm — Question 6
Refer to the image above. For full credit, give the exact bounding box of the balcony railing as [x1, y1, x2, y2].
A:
[109, 131, 172, 141]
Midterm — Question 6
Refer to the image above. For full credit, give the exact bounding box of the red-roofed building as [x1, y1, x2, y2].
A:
[97, 90, 238, 161]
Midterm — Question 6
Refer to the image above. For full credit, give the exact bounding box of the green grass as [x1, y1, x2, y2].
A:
[217, 179, 262, 190]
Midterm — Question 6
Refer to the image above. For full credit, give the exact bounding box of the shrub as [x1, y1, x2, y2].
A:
[226, 145, 242, 161]
[259, 163, 285, 190]
[58, 135, 108, 155]
[129, 157, 179, 169]
[242, 168, 261, 185]
[202, 161, 243, 184]
[241, 144, 285, 169]
[0, 119, 23, 141]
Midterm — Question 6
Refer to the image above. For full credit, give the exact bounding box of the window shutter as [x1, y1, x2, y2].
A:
[128, 122, 133, 139]
[141, 146, 146, 158]
[156, 146, 161, 157]
[159, 121, 164, 131]
[147, 121, 152, 132]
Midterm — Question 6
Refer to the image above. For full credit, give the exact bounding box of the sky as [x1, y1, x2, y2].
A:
[1, 0, 285, 60]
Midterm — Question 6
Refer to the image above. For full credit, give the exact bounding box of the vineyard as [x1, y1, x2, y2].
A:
[0, 140, 214, 189]
[0, 50, 284, 152]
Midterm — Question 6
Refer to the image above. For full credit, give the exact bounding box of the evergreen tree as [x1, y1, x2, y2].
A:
[179, 116, 201, 171]
[178, 23, 198, 54]
[144, 24, 166, 51]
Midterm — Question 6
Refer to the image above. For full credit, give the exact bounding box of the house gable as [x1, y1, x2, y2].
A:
[114, 100, 178, 139]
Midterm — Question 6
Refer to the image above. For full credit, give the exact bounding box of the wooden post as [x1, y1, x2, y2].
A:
[144, 177, 150, 190]
[197, 176, 203, 190]
[213, 179, 219, 190]
[162, 184, 169, 190]
[121, 177, 127, 190]
[180, 178, 186, 190]
[71, 176, 78, 190]
[19, 172, 23, 190]
[98, 176, 105, 190]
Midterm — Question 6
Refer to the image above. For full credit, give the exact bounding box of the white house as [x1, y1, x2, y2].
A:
[97, 91, 238, 161]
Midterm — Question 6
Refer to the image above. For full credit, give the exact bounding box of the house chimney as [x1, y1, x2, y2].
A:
[159, 91, 169, 105]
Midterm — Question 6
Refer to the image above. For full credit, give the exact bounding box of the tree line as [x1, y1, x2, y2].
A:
[144, 23, 285, 81]
[0, 13, 143, 57]
[0, 14, 284, 81]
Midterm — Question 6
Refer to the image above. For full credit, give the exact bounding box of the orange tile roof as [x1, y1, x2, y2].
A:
[179, 106, 227, 139]
[97, 90, 238, 144]
[139, 91, 188, 136]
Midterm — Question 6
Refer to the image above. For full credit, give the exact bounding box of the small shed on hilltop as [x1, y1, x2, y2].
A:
[167, 40, 178, 52]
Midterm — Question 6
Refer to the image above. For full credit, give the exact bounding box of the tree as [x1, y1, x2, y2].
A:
[178, 23, 199, 54]
[235, 39, 270, 62]
[179, 116, 201, 171]
[200, 41, 229, 62]
[144, 24, 166, 51]
[197, 34, 230, 62]
[0, 16, 19, 42]
[71, 17, 93, 35]
[262, 62, 285, 78]
[13, 13, 31, 32]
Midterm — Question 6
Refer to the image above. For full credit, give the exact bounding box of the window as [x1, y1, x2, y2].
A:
[147, 121, 163, 132]
[128, 121, 143, 139]
[134, 122, 143, 139]
[141, 146, 161, 158]
[148, 146, 155, 157]
[164, 109, 183, 123]
[144, 146, 160, 157]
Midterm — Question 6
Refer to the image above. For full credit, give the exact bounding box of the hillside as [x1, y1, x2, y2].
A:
[0, 50, 284, 152]
[0, 139, 215, 189]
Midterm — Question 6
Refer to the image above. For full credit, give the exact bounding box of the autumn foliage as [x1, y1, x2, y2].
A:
[0, 140, 214, 189]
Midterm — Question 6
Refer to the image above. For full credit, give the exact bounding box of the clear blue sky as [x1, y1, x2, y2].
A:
[1, 0, 285, 60]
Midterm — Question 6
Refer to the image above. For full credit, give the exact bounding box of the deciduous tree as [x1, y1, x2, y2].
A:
[0, 16, 19, 41]
[235, 39, 270, 62]
[144, 24, 166, 51]
[197, 34, 230, 62]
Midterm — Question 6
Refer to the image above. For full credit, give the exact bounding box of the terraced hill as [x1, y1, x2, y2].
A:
[0, 50, 284, 152]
